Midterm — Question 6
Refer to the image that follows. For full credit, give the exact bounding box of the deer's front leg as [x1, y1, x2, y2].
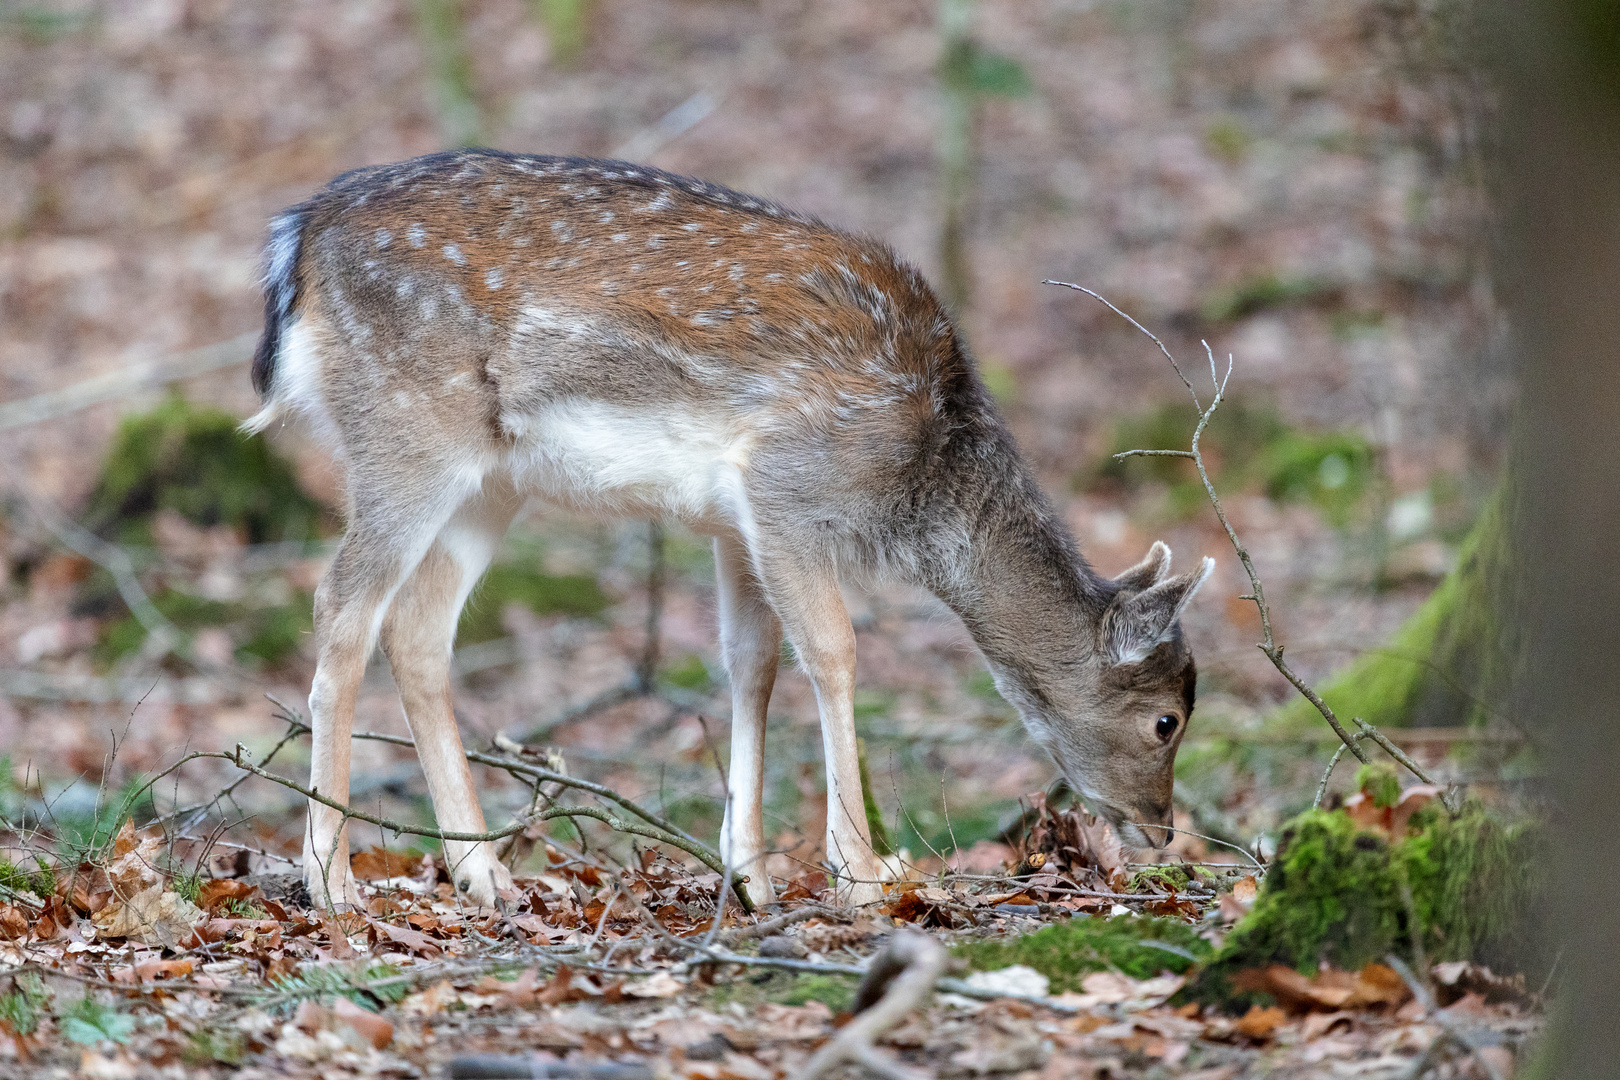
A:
[715, 533, 782, 908]
[759, 554, 883, 907]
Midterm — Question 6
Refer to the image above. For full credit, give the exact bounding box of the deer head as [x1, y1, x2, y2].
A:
[986, 541, 1212, 851]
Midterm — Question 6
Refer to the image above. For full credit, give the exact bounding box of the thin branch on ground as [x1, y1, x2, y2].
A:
[271, 706, 713, 860]
[722, 903, 845, 944]
[1386, 954, 1508, 1080]
[1045, 280, 1446, 792]
[216, 742, 753, 910]
[791, 931, 946, 1080]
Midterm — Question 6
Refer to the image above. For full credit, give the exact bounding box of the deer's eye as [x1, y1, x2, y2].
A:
[1155, 715, 1179, 741]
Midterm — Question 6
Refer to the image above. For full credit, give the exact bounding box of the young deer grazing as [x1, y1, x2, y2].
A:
[246, 150, 1211, 909]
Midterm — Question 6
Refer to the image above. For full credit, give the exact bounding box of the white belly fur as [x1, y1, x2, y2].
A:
[502, 399, 750, 532]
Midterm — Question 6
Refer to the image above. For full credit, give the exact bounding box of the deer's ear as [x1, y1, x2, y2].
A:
[1103, 557, 1214, 665]
[1112, 540, 1173, 593]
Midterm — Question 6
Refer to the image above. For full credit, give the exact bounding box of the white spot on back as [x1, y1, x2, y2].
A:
[485, 267, 505, 290]
[375, 229, 393, 249]
[408, 224, 427, 248]
[443, 243, 467, 266]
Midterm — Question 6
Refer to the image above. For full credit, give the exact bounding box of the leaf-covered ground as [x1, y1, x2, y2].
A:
[0, 794, 1539, 1078]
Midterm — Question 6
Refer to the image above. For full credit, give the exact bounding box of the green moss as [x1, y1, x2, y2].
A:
[1200, 273, 1340, 324]
[0, 856, 55, 900]
[1080, 396, 1372, 524]
[530, 0, 590, 65]
[1205, 117, 1252, 163]
[235, 593, 314, 666]
[0, 974, 47, 1036]
[1355, 764, 1402, 809]
[955, 915, 1212, 992]
[184, 1027, 244, 1066]
[84, 394, 326, 546]
[96, 587, 314, 669]
[659, 654, 713, 693]
[706, 970, 856, 1014]
[856, 738, 893, 858]
[457, 563, 611, 645]
[1188, 804, 1545, 1005]
[1127, 864, 1214, 894]
[774, 973, 855, 1012]
[965, 670, 1004, 704]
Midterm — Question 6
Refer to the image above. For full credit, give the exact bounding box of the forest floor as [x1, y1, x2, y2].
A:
[0, 0, 1538, 1075]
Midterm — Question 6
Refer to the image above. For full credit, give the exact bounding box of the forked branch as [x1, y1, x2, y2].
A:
[1045, 280, 1442, 791]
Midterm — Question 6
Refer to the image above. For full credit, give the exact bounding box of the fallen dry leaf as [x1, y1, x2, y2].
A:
[1233, 1004, 1288, 1040]
[0, 905, 29, 940]
[367, 916, 443, 957]
[293, 999, 393, 1051]
[350, 847, 423, 880]
[316, 913, 358, 960]
[1391, 785, 1445, 835]
[111, 958, 194, 983]
[91, 885, 206, 949]
[1432, 961, 1530, 1005]
[104, 821, 165, 900]
[332, 998, 393, 1049]
[196, 878, 259, 915]
[400, 980, 456, 1017]
[1231, 875, 1258, 905]
[78, 1049, 138, 1079]
[1232, 963, 1410, 1012]
[624, 970, 684, 998]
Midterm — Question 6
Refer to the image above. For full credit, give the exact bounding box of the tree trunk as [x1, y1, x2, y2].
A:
[1486, 2, 1620, 1074]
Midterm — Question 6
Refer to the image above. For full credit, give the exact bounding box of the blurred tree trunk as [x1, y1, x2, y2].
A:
[1485, 1, 1620, 1074]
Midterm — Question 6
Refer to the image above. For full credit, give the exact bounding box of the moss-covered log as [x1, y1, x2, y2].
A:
[1188, 801, 1545, 1006]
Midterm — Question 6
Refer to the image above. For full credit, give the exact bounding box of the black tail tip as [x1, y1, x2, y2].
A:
[250, 322, 278, 397]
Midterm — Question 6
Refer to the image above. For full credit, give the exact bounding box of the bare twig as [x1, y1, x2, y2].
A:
[1386, 954, 1508, 1080]
[1127, 821, 1266, 871]
[1041, 281, 1202, 408]
[1314, 731, 1369, 809]
[721, 903, 844, 945]
[280, 719, 714, 858]
[219, 744, 741, 893]
[1046, 280, 1451, 790]
[791, 931, 946, 1080]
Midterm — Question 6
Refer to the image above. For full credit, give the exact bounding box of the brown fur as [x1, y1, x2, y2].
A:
[249, 151, 1211, 909]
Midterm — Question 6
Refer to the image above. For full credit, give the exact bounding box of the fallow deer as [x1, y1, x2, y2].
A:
[245, 149, 1211, 909]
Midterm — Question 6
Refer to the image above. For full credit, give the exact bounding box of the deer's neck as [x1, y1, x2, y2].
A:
[923, 433, 1110, 706]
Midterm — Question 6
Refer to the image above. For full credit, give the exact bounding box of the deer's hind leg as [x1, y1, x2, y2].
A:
[379, 474, 522, 906]
[302, 468, 483, 910]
